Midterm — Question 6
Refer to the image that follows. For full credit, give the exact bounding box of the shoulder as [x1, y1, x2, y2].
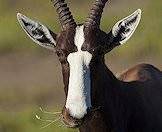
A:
[118, 63, 161, 82]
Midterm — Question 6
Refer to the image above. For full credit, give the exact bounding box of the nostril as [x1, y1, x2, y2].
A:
[62, 107, 85, 128]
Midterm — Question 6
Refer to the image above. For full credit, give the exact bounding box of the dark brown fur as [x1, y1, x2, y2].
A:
[55, 27, 162, 132]
[17, 0, 162, 131]
[79, 62, 162, 132]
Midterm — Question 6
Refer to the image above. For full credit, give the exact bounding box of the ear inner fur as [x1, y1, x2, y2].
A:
[17, 13, 56, 50]
[112, 9, 141, 44]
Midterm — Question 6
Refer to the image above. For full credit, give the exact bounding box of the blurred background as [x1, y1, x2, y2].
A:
[0, 0, 161, 132]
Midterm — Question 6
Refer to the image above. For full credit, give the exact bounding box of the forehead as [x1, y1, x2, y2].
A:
[74, 25, 85, 51]
[56, 25, 100, 52]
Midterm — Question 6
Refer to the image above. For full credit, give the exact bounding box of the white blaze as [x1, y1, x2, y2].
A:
[65, 25, 92, 119]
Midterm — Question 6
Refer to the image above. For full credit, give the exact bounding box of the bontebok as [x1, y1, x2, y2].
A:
[17, 0, 162, 132]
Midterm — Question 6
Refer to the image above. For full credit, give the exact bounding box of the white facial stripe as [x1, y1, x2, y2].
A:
[74, 26, 85, 51]
[65, 25, 92, 119]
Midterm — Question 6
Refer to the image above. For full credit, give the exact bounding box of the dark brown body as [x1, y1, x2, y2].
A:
[79, 63, 162, 132]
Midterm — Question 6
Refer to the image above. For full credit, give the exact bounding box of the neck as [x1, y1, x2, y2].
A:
[91, 60, 119, 107]
[80, 59, 126, 132]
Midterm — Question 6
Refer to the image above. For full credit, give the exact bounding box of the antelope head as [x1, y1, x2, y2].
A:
[17, 0, 141, 128]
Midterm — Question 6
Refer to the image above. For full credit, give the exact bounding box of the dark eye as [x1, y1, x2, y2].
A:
[56, 49, 69, 57]
[92, 46, 103, 55]
[56, 51, 63, 57]
[56, 50, 69, 64]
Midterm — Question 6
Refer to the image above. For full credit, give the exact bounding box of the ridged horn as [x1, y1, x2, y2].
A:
[85, 0, 108, 29]
[51, 0, 76, 30]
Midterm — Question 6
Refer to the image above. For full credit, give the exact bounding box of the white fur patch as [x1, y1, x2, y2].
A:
[17, 13, 56, 50]
[65, 25, 92, 119]
[112, 9, 142, 44]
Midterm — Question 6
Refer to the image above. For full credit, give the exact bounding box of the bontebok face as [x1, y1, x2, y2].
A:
[17, 0, 141, 128]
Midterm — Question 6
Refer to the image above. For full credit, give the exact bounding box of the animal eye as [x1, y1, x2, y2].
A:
[56, 50, 64, 57]
[56, 49, 69, 57]
[56, 50, 69, 64]
[92, 46, 103, 55]
[57, 51, 62, 56]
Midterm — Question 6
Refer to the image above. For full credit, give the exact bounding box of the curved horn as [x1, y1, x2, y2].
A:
[85, 0, 108, 29]
[51, 0, 76, 30]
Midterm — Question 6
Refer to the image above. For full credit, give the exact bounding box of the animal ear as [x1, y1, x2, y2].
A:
[110, 9, 141, 45]
[17, 13, 56, 50]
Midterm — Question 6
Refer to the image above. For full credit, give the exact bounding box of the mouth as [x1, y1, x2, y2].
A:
[61, 114, 83, 128]
[61, 107, 87, 128]
[61, 107, 99, 128]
